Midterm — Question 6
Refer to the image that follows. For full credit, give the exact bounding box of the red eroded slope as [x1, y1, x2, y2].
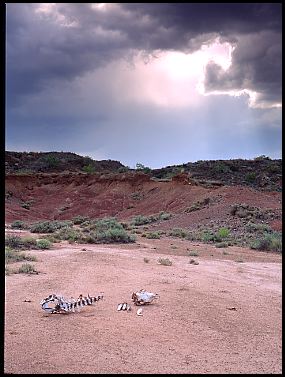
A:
[5, 172, 282, 231]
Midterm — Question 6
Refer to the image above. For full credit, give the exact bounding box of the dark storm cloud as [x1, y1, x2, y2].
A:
[7, 3, 282, 108]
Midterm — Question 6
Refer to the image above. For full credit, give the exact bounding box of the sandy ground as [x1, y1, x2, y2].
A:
[4, 236, 282, 374]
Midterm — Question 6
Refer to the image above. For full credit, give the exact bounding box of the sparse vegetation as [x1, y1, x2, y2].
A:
[36, 239, 52, 249]
[11, 220, 27, 229]
[131, 212, 172, 226]
[217, 227, 230, 239]
[216, 242, 229, 248]
[157, 257, 172, 266]
[30, 220, 73, 233]
[5, 247, 37, 263]
[72, 215, 90, 225]
[82, 164, 96, 174]
[17, 263, 38, 274]
[5, 235, 24, 249]
[185, 197, 211, 212]
[187, 251, 199, 256]
[245, 172, 257, 183]
[250, 232, 282, 252]
[142, 231, 161, 239]
[135, 163, 151, 174]
[21, 200, 33, 210]
[168, 228, 189, 238]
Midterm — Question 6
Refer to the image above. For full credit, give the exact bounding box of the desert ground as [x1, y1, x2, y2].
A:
[4, 231, 282, 374]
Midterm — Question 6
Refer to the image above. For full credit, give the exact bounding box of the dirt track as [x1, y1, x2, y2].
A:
[4, 236, 282, 374]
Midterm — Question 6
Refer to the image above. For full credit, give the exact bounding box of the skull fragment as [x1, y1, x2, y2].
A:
[131, 289, 159, 306]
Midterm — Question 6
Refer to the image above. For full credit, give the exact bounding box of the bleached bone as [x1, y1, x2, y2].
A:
[117, 302, 131, 311]
[136, 308, 143, 316]
[40, 293, 103, 314]
[131, 289, 159, 306]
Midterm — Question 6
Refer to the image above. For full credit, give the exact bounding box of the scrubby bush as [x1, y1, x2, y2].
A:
[82, 164, 96, 173]
[11, 220, 27, 229]
[215, 242, 229, 248]
[157, 257, 172, 266]
[36, 239, 52, 249]
[5, 235, 39, 250]
[17, 263, 38, 274]
[245, 172, 257, 183]
[72, 215, 90, 225]
[250, 232, 282, 252]
[143, 232, 161, 239]
[30, 220, 72, 233]
[131, 212, 171, 226]
[217, 227, 230, 239]
[87, 228, 135, 244]
[54, 227, 84, 242]
[168, 228, 188, 238]
[5, 235, 23, 249]
[21, 237, 37, 249]
[5, 247, 37, 263]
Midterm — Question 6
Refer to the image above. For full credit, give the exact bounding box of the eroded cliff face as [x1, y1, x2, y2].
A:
[5, 171, 282, 233]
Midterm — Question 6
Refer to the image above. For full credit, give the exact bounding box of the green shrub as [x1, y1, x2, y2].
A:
[144, 232, 161, 239]
[21, 237, 37, 249]
[250, 232, 282, 252]
[36, 239, 52, 249]
[213, 162, 230, 174]
[217, 227, 230, 239]
[168, 228, 188, 238]
[135, 163, 151, 174]
[43, 155, 60, 168]
[159, 212, 172, 220]
[54, 227, 83, 242]
[5, 247, 37, 263]
[131, 215, 155, 226]
[30, 220, 72, 233]
[82, 164, 95, 173]
[95, 217, 124, 231]
[5, 235, 23, 249]
[157, 257, 172, 266]
[17, 263, 38, 274]
[201, 230, 219, 243]
[11, 220, 27, 229]
[72, 215, 90, 225]
[245, 172, 256, 183]
[246, 222, 271, 233]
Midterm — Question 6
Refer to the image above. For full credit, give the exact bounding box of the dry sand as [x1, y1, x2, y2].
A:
[4, 236, 282, 374]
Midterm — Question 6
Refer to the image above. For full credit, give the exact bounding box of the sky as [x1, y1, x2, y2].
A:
[6, 3, 282, 168]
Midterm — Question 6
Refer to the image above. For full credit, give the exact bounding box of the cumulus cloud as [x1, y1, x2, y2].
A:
[204, 31, 282, 108]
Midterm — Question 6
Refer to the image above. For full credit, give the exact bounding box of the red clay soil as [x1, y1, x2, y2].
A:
[5, 174, 282, 373]
[5, 173, 282, 229]
[4, 232, 282, 374]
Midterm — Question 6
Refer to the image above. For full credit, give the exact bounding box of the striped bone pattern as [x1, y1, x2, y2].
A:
[40, 293, 103, 314]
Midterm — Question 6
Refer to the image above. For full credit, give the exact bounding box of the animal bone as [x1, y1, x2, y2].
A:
[40, 293, 103, 314]
[131, 289, 159, 306]
[117, 302, 131, 311]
